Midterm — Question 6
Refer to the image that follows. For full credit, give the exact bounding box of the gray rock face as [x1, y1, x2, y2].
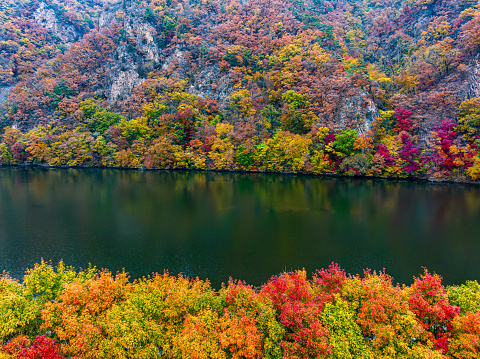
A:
[188, 65, 232, 104]
[109, 69, 144, 103]
[34, 2, 80, 44]
[337, 92, 379, 132]
[100, 3, 165, 103]
[101, 5, 161, 62]
[0, 86, 11, 103]
[468, 54, 480, 99]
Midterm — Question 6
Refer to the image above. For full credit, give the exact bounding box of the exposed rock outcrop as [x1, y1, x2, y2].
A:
[100, 3, 163, 103]
[337, 92, 379, 132]
[0, 86, 11, 104]
[109, 69, 144, 103]
[34, 2, 80, 44]
[188, 65, 233, 104]
[468, 54, 480, 99]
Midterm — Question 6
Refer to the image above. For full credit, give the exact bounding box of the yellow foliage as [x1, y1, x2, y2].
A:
[216, 122, 234, 139]
[262, 131, 312, 172]
[186, 139, 207, 170]
[310, 150, 334, 174]
[311, 44, 330, 67]
[141, 101, 167, 124]
[422, 21, 452, 42]
[460, 6, 480, 20]
[316, 127, 331, 143]
[210, 137, 235, 170]
[176, 309, 263, 359]
[230, 88, 254, 115]
[466, 156, 480, 180]
[368, 65, 393, 88]
[396, 73, 419, 94]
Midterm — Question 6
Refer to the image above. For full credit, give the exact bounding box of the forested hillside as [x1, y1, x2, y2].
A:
[2, 0, 480, 181]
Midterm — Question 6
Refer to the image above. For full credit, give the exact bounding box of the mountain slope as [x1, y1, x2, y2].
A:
[1, 0, 480, 182]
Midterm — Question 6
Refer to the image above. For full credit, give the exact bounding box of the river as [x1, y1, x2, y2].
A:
[1, 167, 479, 287]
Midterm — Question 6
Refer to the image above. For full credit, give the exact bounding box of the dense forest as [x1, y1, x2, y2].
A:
[1, 0, 480, 181]
[2, 261, 480, 358]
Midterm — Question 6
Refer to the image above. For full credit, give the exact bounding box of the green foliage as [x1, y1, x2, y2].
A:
[310, 150, 334, 174]
[143, 8, 156, 23]
[99, 273, 219, 359]
[321, 297, 372, 359]
[329, 129, 359, 158]
[282, 90, 310, 110]
[261, 105, 281, 130]
[117, 118, 152, 142]
[280, 91, 314, 134]
[0, 142, 12, 164]
[0, 0, 479, 184]
[0, 274, 41, 342]
[80, 99, 124, 134]
[340, 153, 370, 175]
[236, 144, 254, 169]
[2, 262, 480, 358]
[456, 98, 480, 143]
[341, 272, 431, 358]
[45, 80, 77, 108]
[448, 281, 480, 314]
[23, 259, 97, 302]
[261, 131, 312, 172]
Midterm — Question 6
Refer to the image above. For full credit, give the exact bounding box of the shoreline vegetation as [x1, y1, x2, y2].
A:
[2, 162, 480, 187]
[1, 261, 480, 358]
[1, 113, 480, 186]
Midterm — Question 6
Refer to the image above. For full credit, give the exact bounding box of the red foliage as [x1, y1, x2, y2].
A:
[313, 262, 346, 302]
[10, 142, 30, 162]
[2, 336, 65, 359]
[260, 271, 331, 358]
[432, 119, 458, 170]
[449, 311, 480, 357]
[19, 336, 66, 359]
[399, 132, 422, 174]
[409, 271, 460, 353]
[394, 107, 413, 133]
[375, 143, 395, 166]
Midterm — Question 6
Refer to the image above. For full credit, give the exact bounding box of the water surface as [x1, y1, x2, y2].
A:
[1, 167, 479, 287]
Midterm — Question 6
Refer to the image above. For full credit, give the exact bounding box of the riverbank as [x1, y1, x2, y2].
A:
[2, 162, 480, 187]
[1, 261, 479, 358]
[1, 121, 479, 189]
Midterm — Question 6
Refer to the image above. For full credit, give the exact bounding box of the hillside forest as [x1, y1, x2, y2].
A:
[2, 0, 480, 181]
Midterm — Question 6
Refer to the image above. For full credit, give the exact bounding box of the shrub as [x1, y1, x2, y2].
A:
[1, 335, 65, 359]
[409, 271, 460, 353]
[23, 259, 97, 302]
[342, 271, 432, 358]
[0, 275, 41, 342]
[448, 280, 480, 314]
[176, 309, 263, 359]
[260, 270, 331, 358]
[41, 270, 131, 358]
[448, 312, 480, 358]
[340, 153, 370, 175]
[100, 273, 219, 359]
[321, 297, 372, 358]
[223, 280, 284, 358]
[1, 262, 479, 359]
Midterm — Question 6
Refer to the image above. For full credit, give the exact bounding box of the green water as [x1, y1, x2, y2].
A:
[1, 167, 479, 287]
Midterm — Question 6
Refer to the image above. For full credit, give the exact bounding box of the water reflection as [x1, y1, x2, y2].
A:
[0, 167, 479, 287]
